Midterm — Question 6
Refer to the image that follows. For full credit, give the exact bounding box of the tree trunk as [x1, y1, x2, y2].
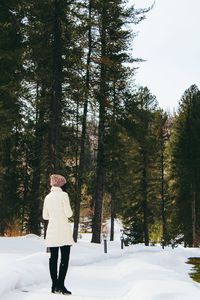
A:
[0, 138, 11, 235]
[110, 191, 115, 241]
[91, 103, 106, 243]
[91, 3, 107, 244]
[74, 95, 80, 236]
[142, 149, 149, 246]
[28, 84, 45, 235]
[48, 0, 63, 174]
[192, 189, 196, 247]
[161, 130, 166, 247]
[73, 0, 92, 242]
[29, 167, 42, 235]
[110, 80, 117, 241]
[21, 148, 29, 234]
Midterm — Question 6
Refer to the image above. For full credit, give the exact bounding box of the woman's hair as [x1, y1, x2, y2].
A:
[61, 183, 67, 192]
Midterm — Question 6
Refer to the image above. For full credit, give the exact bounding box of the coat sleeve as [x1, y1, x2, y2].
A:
[42, 197, 49, 220]
[63, 192, 73, 218]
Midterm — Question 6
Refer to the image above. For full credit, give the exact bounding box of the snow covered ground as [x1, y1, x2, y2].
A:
[0, 233, 200, 300]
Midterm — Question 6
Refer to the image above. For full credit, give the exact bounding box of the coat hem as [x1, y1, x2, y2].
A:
[45, 241, 74, 247]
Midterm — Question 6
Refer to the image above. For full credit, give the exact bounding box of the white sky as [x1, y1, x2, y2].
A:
[130, 0, 200, 111]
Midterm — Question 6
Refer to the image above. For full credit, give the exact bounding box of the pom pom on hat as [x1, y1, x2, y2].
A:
[50, 174, 66, 187]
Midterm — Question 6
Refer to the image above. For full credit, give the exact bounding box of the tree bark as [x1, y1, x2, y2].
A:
[73, 0, 92, 242]
[91, 3, 107, 244]
[110, 190, 115, 241]
[161, 128, 166, 247]
[0, 138, 11, 235]
[110, 80, 117, 241]
[48, 0, 63, 174]
[141, 149, 149, 246]
[28, 83, 45, 235]
[192, 189, 196, 247]
[21, 148, 29, 235]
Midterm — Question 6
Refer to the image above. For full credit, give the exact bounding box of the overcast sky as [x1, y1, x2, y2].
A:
[130, 0, 200, 111]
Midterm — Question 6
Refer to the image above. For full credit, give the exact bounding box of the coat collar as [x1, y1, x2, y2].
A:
[51, 186, 62, 192]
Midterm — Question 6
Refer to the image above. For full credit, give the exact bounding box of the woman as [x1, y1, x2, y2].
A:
[43, 174, 74, 295]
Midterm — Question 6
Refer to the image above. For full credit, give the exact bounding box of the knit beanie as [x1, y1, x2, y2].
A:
[50, 174, 66, 187]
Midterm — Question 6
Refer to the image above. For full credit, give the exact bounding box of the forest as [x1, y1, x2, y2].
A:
[1, 0, 200, 248]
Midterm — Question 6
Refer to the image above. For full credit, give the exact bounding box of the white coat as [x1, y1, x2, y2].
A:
[42, 186, 74, 247]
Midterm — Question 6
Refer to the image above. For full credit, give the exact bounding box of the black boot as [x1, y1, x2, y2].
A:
[49, 258, 58, 293]
[57, 262, 72, 295]
[58, 286, 72, 295]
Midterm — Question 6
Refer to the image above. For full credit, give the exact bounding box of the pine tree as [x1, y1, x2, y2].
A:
[22, 0, 82, 233]
[91, 0, 149, 243]
[169, 85, 200, 246]
[121, 87, 164, 245]
[0, 0, 23, 235]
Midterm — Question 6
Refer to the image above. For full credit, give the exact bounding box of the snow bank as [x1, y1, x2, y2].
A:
[0, 234, 200, 299]
[0, 236, 47, 297]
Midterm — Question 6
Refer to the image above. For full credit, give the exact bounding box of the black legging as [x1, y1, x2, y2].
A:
[50, 245, 71, 265]
[49, 245, 71, 289]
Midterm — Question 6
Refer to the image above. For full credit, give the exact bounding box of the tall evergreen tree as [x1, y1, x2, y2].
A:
[121, 87, 164, 245]
[0, 0, 23, 235]
[91, 0, 149, 243]
[23, 0, 81, 233]
[169, 85, 200, 246]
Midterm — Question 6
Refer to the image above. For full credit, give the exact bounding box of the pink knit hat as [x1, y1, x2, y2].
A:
[50, 174, 66, 187]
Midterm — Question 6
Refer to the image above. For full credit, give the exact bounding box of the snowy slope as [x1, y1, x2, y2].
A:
[0, 234, 200, 300]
